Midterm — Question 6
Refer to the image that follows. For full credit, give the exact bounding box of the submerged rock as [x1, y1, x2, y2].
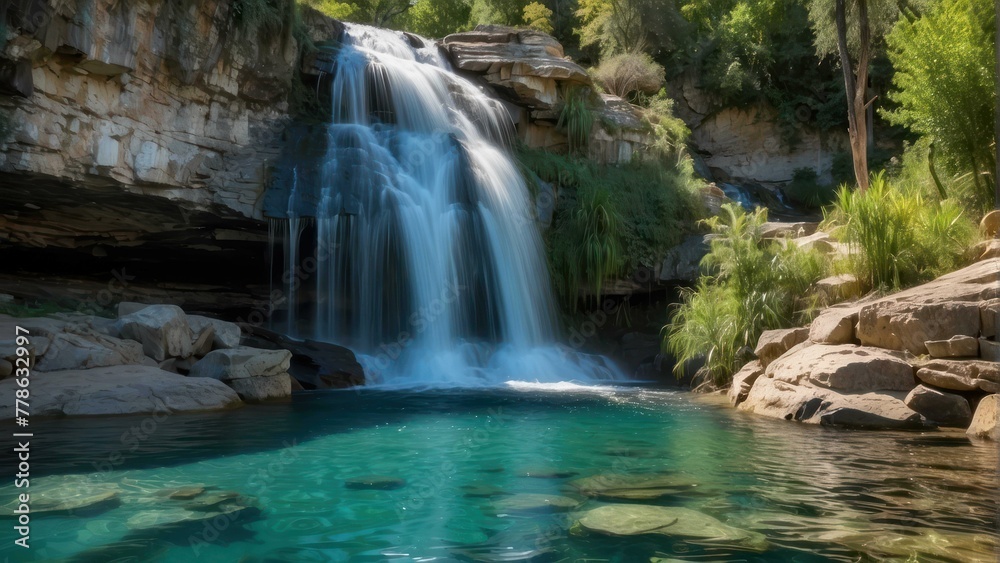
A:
[156, 486, 206, 500]
[344, 476, 406, 490]
[573, 504, 768, 551]
[568, 473, 700, 500]
[520, 468, 578, 479]
[492, 494, 579, 513]
[1, 487, 120, 516]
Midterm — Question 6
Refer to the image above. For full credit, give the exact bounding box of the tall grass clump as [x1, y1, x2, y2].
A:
[556, 86, 595, 155]
[666, 203, 825, 384]
[823, 172, 977, 291]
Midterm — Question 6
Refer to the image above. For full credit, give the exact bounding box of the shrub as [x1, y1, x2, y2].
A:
[783, 167, 837, 208]
[666, 203, 825, 384]
[592, 52, 665, 100]
[642, 90, 691, 160]
[823, 172, 978, 291]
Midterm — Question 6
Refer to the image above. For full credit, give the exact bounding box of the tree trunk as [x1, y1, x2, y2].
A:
[836, 0, 871, 192]
[995, 0, 999, 209]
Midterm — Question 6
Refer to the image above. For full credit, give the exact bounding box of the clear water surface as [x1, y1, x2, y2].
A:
[1, 384, 997, 562]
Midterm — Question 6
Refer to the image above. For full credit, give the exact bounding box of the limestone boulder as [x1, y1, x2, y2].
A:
[754, 327, 809, 368]
[856, 301, 980, 355]
[187, 315, 242, 350]
[925, 335, 979, 358]
[0, 365, 241, 419]
[760, 222, 818, 240]
[766, 344, 915, 392]
[35, 329, 145, 372]
[967, 395, 1000, 441]
[739, 376, 925, 429]
[226, 373, 292, 402]
[116, 305, 192, 361]
[188, 347, 291, 380]
[809, 308, 858, 345]
[815, 274, 861, 305]
[980, 299, 999, 338]
[903, 385, 971, 427]
[792, 231, 838, 254]
[728, 360, 764, 407]
[980, 338, 1000, 362]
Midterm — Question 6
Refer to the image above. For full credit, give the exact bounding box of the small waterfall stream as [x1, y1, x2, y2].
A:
[273, 24, 617, 386]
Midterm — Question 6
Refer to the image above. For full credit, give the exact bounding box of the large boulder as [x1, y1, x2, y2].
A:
[0, 365, 241, 419]
[914, 359, 1000, 392]
[658, 235, 709, 282]
[981, 210, 1000, 237]
[856, 301, 980, 356]
[766, 344, 915, 392]
[728, 360, 764, 407]
[188, 346, 293, 401]
[35, 329, 145, 372]
[241, 327, 365, 388]
[903, 385, 971, 427]
[809, 308, 858, 345]
[187, 315, 242, 350]
[188, 347, 291, 380]
[754, 327, 809, 368]
[967, 395, 1000, 440]
[116, 305, 192, 361]
[815, 274, 861, 305]
[739, 376, 925, 429]
[981, 299, 999, 338]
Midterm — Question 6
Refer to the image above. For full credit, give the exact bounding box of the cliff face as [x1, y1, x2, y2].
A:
[0, 0, 302, 240]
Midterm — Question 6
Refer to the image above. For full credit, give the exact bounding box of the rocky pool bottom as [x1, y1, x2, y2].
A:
[1, 385, 997, 562]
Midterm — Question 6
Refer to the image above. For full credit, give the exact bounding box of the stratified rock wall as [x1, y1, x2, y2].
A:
[0, 0, 303, 252]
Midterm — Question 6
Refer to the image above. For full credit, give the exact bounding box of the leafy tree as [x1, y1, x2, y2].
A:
[576, 0, 648, 56]
[403, 0, 472, 37]
[300, 0, 357, 20]
[469, 0, 529, 26]
[523, 1, 554, 33]
[884, 0, 996, 203]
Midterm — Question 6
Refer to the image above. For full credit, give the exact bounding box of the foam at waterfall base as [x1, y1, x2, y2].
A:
[356, 342, 622, 390]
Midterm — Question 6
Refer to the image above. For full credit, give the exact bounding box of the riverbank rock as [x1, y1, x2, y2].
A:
[754, 328, 809, 368]
[925, 335, 979, 358]
[187, 315, 242, 350]
[809, 308, 858, 345]
[188, 347, 293, 401]
[967, 395, 1000, 440]
[0, 365, 241, 419]
[35, 328, 144, 372]
[856, 301, 980, 356]
[728, 361, 764, 407]
[903, 385, 971, 427]
[815, 274, 861, 305]
[981, 210, 1000, 237]
[767, 345, 915, 392]
[914, 359, 1000, 393]
[116, 305, 192, 361]
[573, 504, 768, 551]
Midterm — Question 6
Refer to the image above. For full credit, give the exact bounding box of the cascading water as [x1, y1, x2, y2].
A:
[275, 24, 618, 386]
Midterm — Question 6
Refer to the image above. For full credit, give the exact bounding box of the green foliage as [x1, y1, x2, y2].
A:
[550, 183, 625, 308]
[518, 147, 704, 308]
[666, 203, 825, 384]
[884, 0, 995, 204]
[556, 86, 595, 154]
[806, 0, 922, 59]
[402, 0, 471, 37]
[592, 52, 665, 100]
[783, 167, 837, 208]
[522, 2, 553, 33]
[301, 0, 358, 20]
[576, 0, 648, 56]
[642, 90, 691, 159]
[894, 138, 990, 214]
[469, 0, 528, 26]
[823, 172, 977, 291]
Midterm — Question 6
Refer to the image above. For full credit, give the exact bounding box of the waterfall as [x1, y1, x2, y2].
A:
[276, 24, 618, 386]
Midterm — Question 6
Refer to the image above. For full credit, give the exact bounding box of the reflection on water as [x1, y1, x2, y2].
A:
[0, 386, 996, 562]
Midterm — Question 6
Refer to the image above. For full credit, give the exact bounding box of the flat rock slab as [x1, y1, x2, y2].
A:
[925, 335, 979, 358]
[740, 377, 926, 429]
[492, 494, 579, 513]
[344, 476, 406, 490]
[568, 473, 700, 500]
[574, 504, 768, 551]
[857, 301, 980, 356]
[0, 365, 242, 419]
[766, 344, 915, 392]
